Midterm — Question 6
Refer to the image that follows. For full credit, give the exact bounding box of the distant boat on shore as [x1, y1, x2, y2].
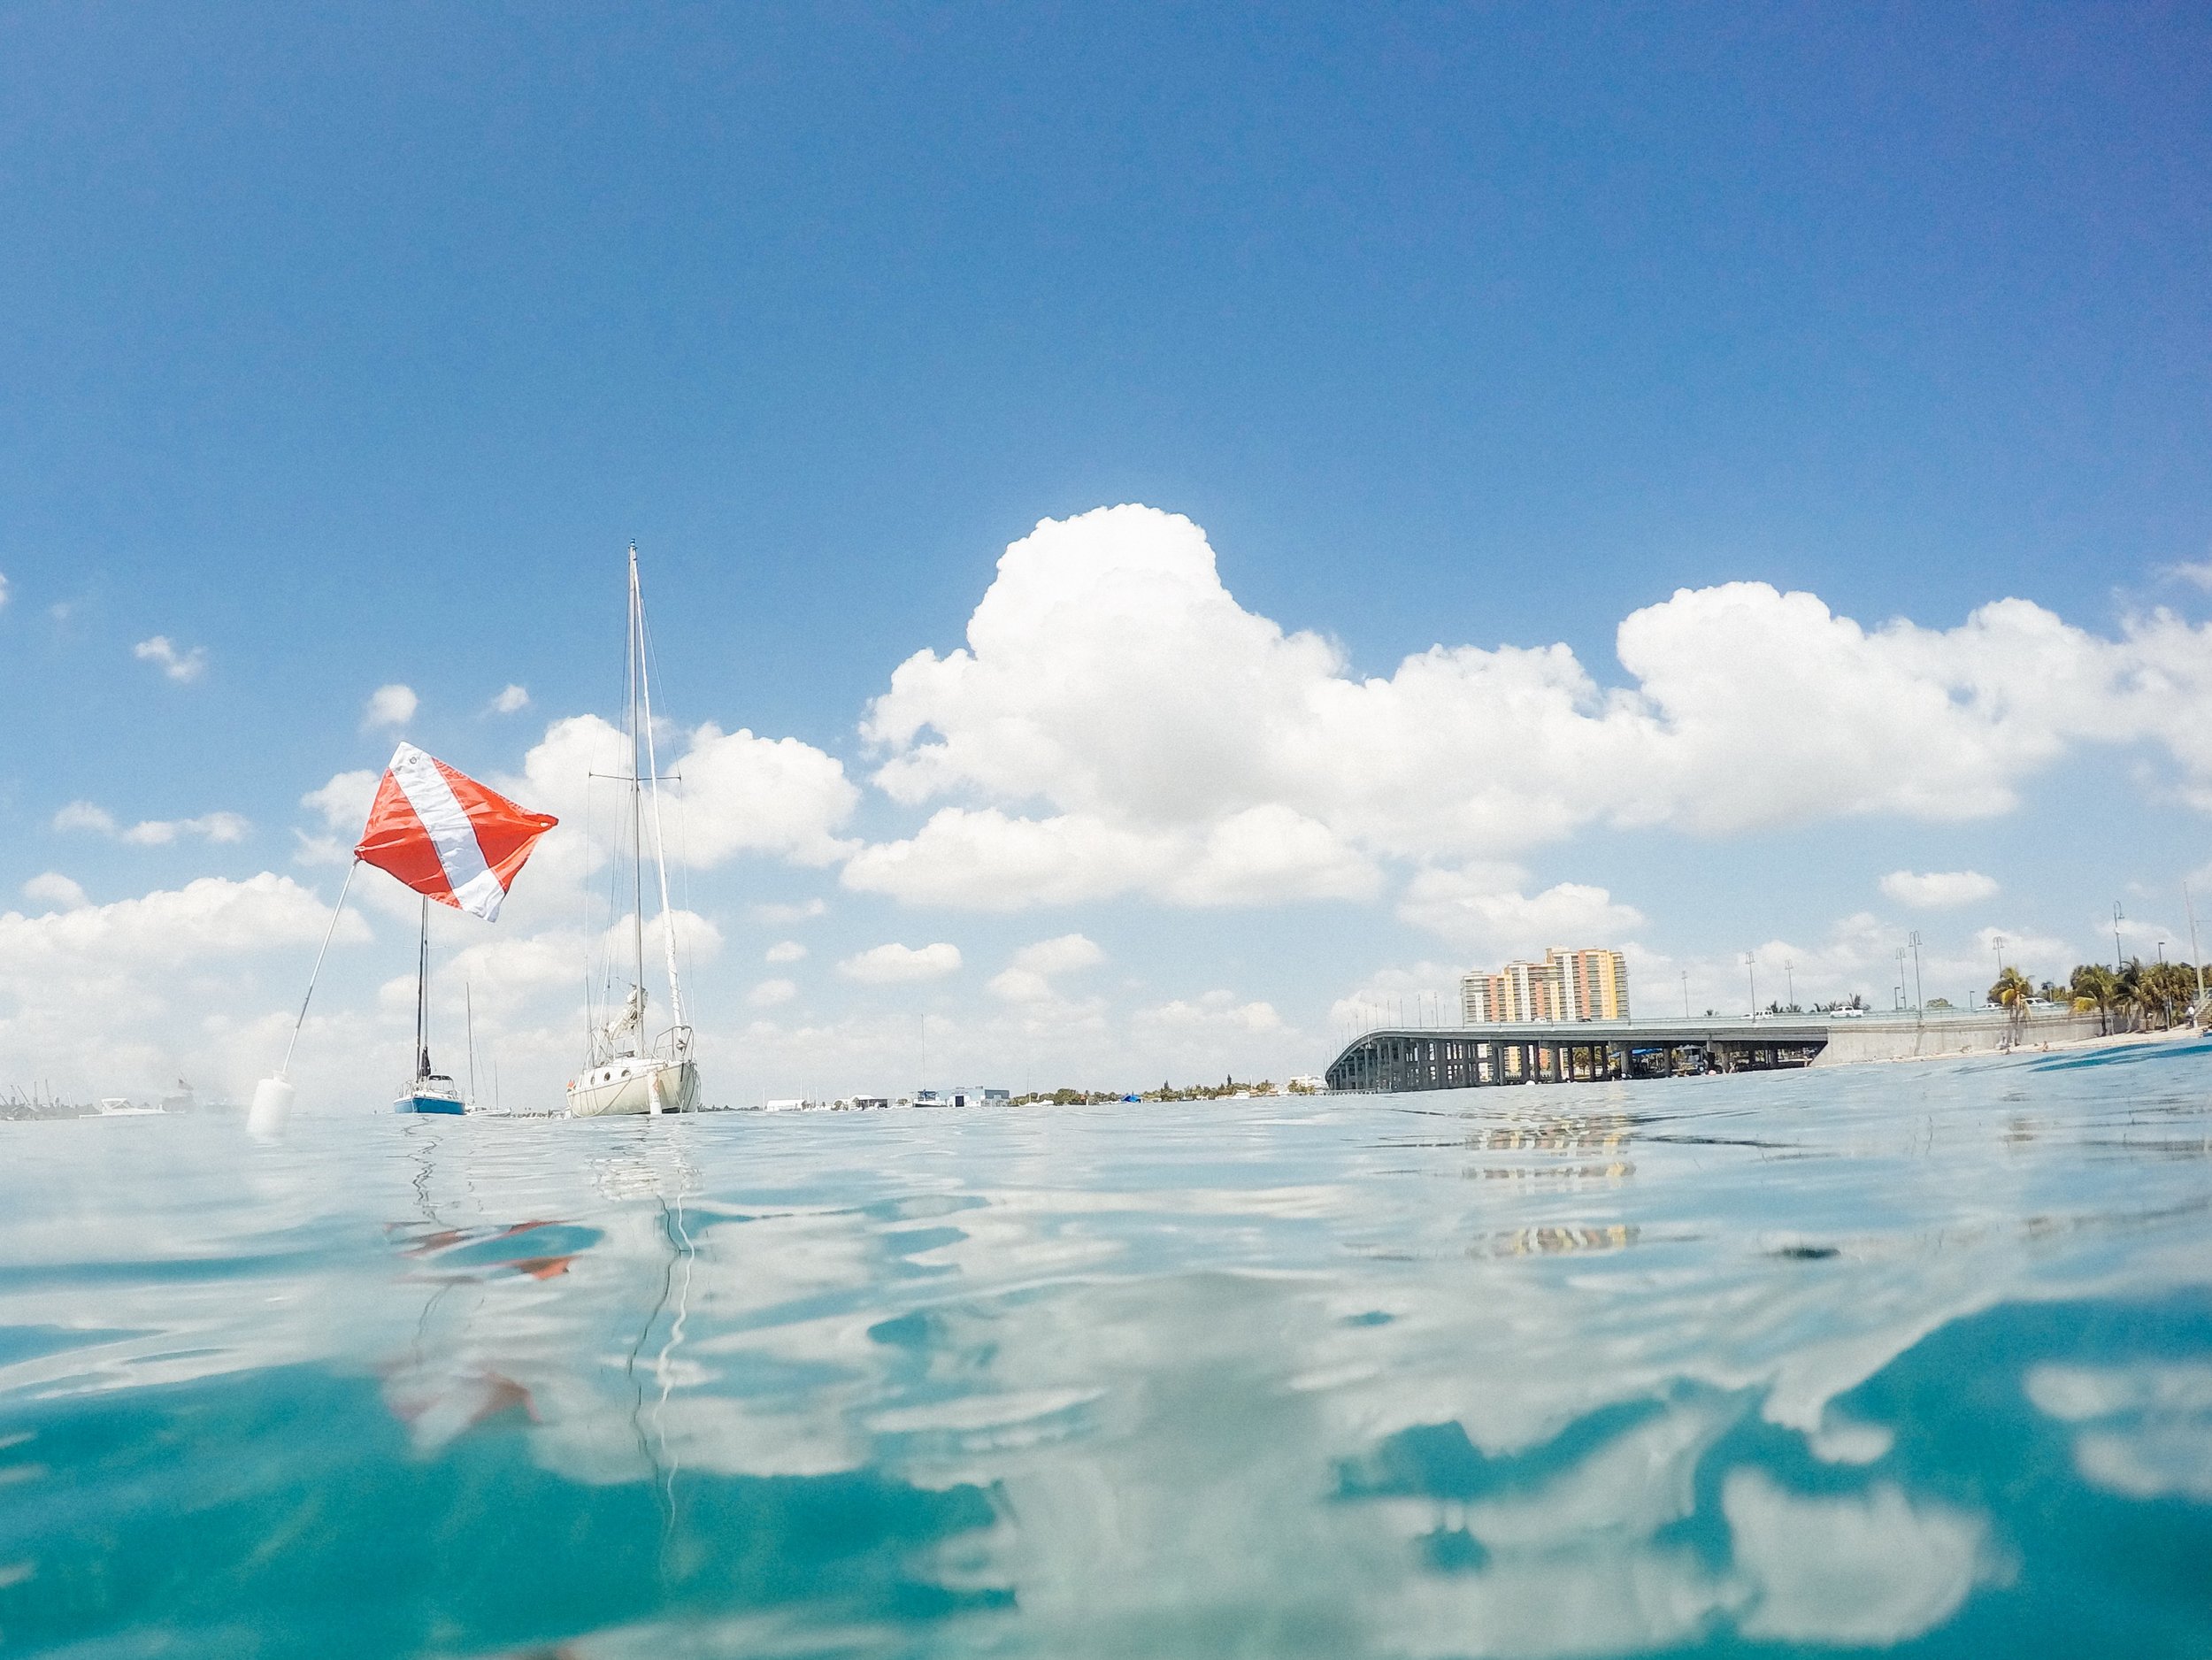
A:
[94, 1097, 163, 1117]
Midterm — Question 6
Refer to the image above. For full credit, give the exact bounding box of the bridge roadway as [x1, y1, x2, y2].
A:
[1325, 1016, 1839, 1092]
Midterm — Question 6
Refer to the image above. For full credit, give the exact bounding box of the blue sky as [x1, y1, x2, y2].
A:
[3, 4, 2209, 1102]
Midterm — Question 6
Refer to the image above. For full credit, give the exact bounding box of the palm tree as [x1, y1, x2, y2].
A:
[2116, 960, 2146, 1033]
[2070, 964, 2119, 1035]
[1989, 966, 2034, 1040]
[2135, 959, 2198, 1031]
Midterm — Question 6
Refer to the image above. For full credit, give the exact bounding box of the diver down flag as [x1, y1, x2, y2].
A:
[355, 742, 558, 921]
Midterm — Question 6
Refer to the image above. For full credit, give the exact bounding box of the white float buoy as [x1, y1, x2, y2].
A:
[249, 1075, 295, 1137]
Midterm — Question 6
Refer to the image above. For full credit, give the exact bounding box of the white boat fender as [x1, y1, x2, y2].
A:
[249, 1075, 296, 1138]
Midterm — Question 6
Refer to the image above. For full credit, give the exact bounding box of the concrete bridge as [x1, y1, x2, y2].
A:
[1323, 1007, 2106, 1093]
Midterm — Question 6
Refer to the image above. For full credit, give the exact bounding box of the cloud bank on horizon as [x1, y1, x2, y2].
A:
[5, 504, 2208, 1100]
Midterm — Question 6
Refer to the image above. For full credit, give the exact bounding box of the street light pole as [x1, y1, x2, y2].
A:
[1909, 931, 1924, 1014]
[1681, 969, 1689, 1018]
[1785, 959, 1794, 1011]
[1746, 954, 1757, 1018]
[2114, 902, 2125, 970]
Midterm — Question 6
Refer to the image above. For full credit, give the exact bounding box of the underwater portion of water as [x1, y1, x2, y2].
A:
[3, 1040, 2209, 1657]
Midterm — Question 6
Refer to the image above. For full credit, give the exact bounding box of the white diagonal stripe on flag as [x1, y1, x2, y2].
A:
[388, 742, 508, 920]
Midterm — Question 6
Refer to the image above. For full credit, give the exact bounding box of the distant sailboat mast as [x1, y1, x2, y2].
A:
[625, 546, 648, 1039]
[632, 546, 687, 1039]
[414, 895, 431, 1082]
[610, 544, 687, 1060]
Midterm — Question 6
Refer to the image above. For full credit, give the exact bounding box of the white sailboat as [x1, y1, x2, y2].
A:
[566, 545, 702, 1118]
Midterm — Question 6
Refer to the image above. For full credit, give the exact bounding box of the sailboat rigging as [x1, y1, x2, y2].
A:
[565, 545, 702, 1118]
[400, 894, 465, 1114]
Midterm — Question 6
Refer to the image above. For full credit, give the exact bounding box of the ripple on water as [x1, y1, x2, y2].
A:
[0, 1041, 2208, 1656]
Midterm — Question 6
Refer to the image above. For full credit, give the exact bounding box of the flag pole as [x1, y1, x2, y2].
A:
[253, 858, 358, 1136]
[280, 858, 361, 1079]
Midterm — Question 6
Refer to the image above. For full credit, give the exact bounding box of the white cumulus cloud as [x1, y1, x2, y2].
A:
[293, 768, 382, 866]
[488, 683, 531, 714]
[753, 897, 828, 925]
[1397, 864, 1647, 957]
[764, 940, 808, 964]
[1010, 933, 1105, 977]
[134, 634, 207, 683]
[1880, 869, 2000, 908]
[0, 872, 359, 974]
[0, 872, 371, 1097]
[845, 809, 1169, 908]
[302, 769, 382, 831]
[838, 941, 963, 984]
[51, 801, 116, 835]
[672, 723, 861, 867]
[509, 715, 858, 873]
[363, 683, 419, 730]
[1129, 991, 1291, 1079]
[749, 977, 799, 1008]
[20, 872, 88, 911]
[989, 933, 1105, 1002]
[53, 801, 251, 846]
[847, 504, 2212, 910]
[1135, 991, 1285, 1036]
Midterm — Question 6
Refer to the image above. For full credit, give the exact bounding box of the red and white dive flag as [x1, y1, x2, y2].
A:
[354, 742, 558, 922]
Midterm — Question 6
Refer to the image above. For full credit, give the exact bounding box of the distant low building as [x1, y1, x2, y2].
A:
[1461, 947, 1629, 1023]
[915, 1086, 1010, 1109]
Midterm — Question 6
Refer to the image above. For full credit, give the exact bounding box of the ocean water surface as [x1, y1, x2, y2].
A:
[3, 1041, 2209, 1657]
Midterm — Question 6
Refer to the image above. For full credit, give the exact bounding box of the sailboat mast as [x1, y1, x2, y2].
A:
[634, 554, 687, 1036]
[415, 895, 429, 1081]
[626, 546, 648, 1021]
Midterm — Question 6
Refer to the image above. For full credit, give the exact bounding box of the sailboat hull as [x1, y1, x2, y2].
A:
[396, 1073, 467, 1115]
[565, 1057, 700, 1118]
[394, 1091, 466, 1116]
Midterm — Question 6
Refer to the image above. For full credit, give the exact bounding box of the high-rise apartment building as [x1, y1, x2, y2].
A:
[1461, 947, 1629, 1024]
[1553, 947, 1630, 1021]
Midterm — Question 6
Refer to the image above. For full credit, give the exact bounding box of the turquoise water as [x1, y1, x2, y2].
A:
[4, 1042, 2210, 1657]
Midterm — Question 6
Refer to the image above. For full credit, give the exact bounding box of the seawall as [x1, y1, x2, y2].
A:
[1809, 1009, 2106, 1065]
